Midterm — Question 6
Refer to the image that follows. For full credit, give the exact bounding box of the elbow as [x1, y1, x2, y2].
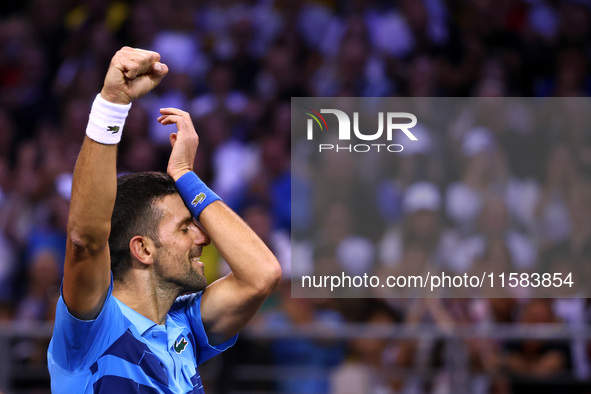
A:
[68, 224, 111, 255]
[258, 257, 282, 295]
[268, 258, 283, 290]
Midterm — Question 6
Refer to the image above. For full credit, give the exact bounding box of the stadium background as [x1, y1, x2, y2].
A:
[1, 0, 591, 393]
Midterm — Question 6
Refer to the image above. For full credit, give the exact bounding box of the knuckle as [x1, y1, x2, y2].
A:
[117, 49, 131, 58]
[135, 53, 147, 62]
[112, 53, 124, 63]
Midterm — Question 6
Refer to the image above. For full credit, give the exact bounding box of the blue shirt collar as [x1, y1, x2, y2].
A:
[114, 296, 187, 346]
[114, 297, 158, 336]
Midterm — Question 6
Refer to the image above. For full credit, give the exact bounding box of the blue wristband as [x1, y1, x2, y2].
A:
[175, 172, 221, 218]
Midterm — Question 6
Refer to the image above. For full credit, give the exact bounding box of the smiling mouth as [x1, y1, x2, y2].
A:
[189, 247, 202, 260]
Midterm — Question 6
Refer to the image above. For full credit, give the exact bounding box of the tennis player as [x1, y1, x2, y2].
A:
[47, 47, 282, 393]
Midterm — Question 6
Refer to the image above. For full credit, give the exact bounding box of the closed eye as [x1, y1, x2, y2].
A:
[179, 216, 194, 233]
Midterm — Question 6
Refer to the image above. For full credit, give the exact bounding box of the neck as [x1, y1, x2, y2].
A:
[113, 272, 179, 325]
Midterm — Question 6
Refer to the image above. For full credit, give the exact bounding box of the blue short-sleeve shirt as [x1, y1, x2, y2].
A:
[48, 279, 237, 393]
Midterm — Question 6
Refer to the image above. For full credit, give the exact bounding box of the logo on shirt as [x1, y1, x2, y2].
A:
[174, 337, 188, 354]
[191, 193, 206, 206]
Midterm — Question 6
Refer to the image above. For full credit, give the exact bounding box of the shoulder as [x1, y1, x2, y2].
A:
[49, 282, 129, 372]
[170, 291, 204, 315]
[167, 291, 204, 328]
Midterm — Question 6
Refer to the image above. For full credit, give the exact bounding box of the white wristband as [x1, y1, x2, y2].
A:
[85, 94, 132, 144]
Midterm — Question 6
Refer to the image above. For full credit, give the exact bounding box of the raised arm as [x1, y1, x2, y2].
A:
[159, 109, 282, 344]
[63, 47, 168, 319]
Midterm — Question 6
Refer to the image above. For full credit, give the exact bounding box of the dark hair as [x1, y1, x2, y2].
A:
[109, 172, 177, 281]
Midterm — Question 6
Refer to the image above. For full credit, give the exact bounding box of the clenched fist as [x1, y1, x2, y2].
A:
[100, 47, 168, 105]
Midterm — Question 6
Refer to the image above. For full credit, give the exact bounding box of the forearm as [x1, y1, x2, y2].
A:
[199, 201, 281, 292]
[197, 199, 281, 342]
[67, 137, 117, 252]
[170, 167, 281, 291]
[67, 47, 165, 247]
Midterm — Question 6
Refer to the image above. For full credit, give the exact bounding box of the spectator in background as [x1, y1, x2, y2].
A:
[11, 248, 61, 369]
[200, 113, 259, 211]
[15, 248, 60, 323]
[535, 143, 582, 254]
[549, 243, 591, 380]
[262, 281, 345, 394]
[312, 200, 375, 279]
[119, 105, 163, 173]
[312, 19, 391, 97]
[0, 114, 15, 301]
[199, 0, 281, 63]
[255, 40, 303, 101]
[190, 61, 249, 120]
[446, 127, 501, 235]
[470, 240, 529, 299]
[449, 197, 537, 274]
[403, 54, 439, 97]
[446, 125, 540, 236]
[330, 300, 407, 394]
[123, 3, 159, 49]
[0, 224, 16, 303]
[378, 181, 459, 271]
[0, 141, 43, 253]
[565, 180, 591, 257]
[505, 299, 572, 380]
[250, 134, 291, 231]
[313, 137, 381, 240]
[25, 190, 68, 269]
[0, 109, 16, 163]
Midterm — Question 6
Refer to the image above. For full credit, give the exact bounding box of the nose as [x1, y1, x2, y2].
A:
[192, 222, 211, 246]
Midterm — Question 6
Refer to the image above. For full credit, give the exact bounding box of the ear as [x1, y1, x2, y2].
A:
[129, 235, 156, 266]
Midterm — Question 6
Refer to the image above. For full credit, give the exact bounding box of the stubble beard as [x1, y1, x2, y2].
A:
[154, 248, 208, 296]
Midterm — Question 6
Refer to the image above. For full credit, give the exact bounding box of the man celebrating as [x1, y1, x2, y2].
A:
[47, 47, 281, 393]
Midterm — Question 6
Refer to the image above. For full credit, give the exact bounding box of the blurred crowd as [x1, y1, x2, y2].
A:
[1, 0, 591, 393]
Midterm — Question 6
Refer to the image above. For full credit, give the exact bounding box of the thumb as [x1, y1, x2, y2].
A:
[169, 132, 177, 148]
[151, 62, 169, 85]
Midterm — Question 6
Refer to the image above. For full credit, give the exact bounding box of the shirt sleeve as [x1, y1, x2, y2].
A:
[170, 292, 238, 365]
[48, 276, 126, 371]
